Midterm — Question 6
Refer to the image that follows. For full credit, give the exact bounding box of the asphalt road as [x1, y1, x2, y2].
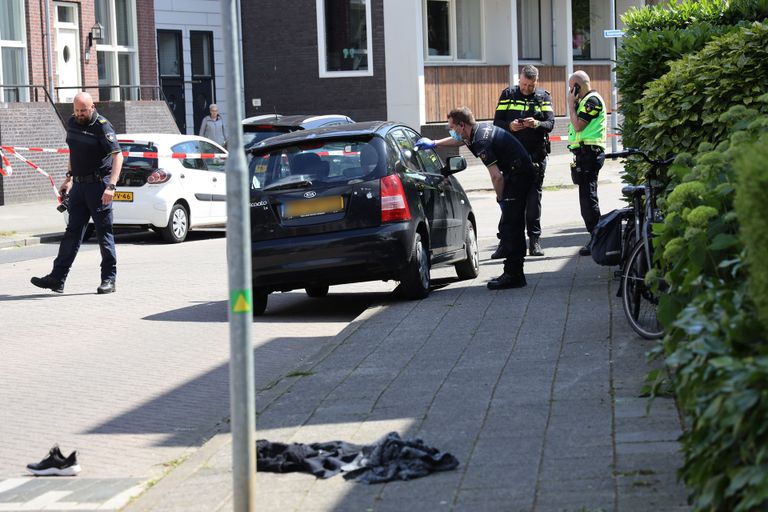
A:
[0, 229, 396, 499]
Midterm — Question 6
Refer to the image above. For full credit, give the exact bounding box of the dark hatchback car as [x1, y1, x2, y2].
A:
[247, 121, 480, 315]
[242, 114, 354, 148]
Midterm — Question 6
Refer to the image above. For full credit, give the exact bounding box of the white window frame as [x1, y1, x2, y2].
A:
[95, 0, 139, 100]
[423, 0, 485, 64]
[316, 0, 374, 78]
[0, 0, 29, 101]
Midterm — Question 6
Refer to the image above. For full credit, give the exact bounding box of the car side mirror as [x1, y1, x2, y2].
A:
[442, 156, 467, 176]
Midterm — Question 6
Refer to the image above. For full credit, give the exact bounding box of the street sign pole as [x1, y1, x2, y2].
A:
[608, 0, 619, 152]
[221, 0, 256, 509]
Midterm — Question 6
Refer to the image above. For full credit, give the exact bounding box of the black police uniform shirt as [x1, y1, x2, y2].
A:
[493, 86, 555, 161]
[66, 110, 121, 177]
[466, 123, 534, 176]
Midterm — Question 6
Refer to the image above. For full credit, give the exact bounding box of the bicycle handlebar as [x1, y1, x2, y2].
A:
[605, 147, 676, 167]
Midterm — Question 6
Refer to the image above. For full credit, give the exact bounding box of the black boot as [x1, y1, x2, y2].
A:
[579, 236, 593, 256]
[529, 236, 544, 257]
[31, 274, 64, 293]
[97, 279, 116, 294]
[487, 272, 527, 290]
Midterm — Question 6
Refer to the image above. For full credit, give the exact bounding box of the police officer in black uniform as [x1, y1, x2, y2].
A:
[31, 91, 123, 294]
[416, 107, 535, 289]
[493, 64, 554, 257]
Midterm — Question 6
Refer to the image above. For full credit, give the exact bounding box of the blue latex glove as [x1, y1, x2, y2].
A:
[415, 137, 437, 150]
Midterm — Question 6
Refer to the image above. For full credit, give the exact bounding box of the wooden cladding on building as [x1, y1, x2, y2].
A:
[424, 65, 509, 123]
[424, 64, 614, 122]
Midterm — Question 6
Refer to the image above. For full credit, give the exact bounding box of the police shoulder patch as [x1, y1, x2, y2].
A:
[106, 132, 114, 142]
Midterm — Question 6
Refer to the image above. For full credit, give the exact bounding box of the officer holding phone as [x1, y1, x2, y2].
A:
[493, 65, 554, 258]
[567, 70, 607, 256]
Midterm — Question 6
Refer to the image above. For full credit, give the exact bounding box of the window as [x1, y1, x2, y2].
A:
[316, 0, 373, 77]
[0, 0, 28, 101]
[572, 0, 611, 60]
[95, 0, 138, 100]
[517, 0, 541, 60]
[424, 0, 482, 62]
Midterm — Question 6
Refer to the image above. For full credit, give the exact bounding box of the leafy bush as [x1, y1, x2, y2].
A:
[654, 110, 768, 511]
[616, 0, 768, 183]
[636, 24, 768, 162]
[735, 134, 768, 331]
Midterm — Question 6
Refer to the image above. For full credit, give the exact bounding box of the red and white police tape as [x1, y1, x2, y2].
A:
[2, 146, 60, 200]
[0, 149, 12, 177]
[0, 145, 227, 159]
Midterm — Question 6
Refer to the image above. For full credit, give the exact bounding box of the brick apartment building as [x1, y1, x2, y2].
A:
[0, 0, 171, 205]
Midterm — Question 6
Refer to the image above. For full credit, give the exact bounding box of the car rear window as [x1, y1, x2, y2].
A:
[242, 127, 292, 148]
[120, 142, 158, 170]
[249, 137, 386, 191]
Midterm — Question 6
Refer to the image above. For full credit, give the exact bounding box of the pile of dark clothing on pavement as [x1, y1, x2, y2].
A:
[256, 431, 458, 484]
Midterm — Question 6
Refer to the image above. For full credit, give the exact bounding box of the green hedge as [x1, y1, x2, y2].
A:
[616, 0, 768, 184]
[735, 134, 768, 334]
[655, 110, 768, 511]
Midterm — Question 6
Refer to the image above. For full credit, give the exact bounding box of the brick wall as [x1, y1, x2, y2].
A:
[0, 103, 68, 205]
[241, 0, 387, 122]
[0, 100, 177, 205]
[135, 0, 158, 91]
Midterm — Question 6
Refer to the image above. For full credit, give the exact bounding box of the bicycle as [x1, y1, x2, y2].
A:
[605, 148, 676, 339]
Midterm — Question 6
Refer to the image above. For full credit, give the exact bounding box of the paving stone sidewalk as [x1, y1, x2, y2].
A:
[126, 227, 689, 512]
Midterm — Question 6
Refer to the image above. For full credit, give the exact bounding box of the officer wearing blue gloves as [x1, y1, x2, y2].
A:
[416, 107, 535, 289]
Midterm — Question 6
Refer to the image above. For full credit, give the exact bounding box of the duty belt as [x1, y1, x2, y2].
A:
[571, 145, 603, 156]
[72, 173, 104, 184]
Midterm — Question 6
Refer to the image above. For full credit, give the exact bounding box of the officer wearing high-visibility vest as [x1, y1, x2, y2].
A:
[567, 70, 607, 256]
[493, 64, 554, 258]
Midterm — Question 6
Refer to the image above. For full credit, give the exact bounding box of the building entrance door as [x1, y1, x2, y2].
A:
[54, 3, 81, 103]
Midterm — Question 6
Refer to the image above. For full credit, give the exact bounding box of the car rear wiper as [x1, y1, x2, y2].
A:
[263, 177, 314, 192]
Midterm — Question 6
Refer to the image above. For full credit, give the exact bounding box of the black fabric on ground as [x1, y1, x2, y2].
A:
[256, 432, 459, 483]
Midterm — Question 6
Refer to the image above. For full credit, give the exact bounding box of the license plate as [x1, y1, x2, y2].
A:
[113, 191, 133, 202]
[283, 196, 343, 219]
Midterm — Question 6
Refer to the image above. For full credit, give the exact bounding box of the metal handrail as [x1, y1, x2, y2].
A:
[54, 84, 167, 102]
[0, 84, 64, 125]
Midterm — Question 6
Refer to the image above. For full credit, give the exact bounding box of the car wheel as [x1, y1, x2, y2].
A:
[305, 285, 329, 298]
[400, 232, 430, 300]
[455, 221, 480, 280]
[252, 288, 268, 316]
[160, 203, 189, 243]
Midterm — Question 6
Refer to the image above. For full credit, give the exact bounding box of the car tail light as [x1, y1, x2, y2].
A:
[380, 174, 411, 223]
[147, 169, 171, 184]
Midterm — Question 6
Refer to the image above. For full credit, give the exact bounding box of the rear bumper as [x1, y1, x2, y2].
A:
[112, 186, 174, 227]
[251, 223, 414, 292]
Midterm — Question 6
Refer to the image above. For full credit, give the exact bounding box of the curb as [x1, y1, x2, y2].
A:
[0, 232, 64, 250]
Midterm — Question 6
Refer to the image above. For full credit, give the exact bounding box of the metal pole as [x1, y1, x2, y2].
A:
[43, 0, 56, 102]
[220, 0, 255, 508]
[609, 0, 618, 152]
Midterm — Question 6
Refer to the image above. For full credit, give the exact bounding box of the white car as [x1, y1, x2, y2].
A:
[114, 133, 228, 243]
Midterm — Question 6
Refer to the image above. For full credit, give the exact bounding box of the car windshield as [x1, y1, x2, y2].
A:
[249, 137, 385, 191]
[120, 142, 158, 169]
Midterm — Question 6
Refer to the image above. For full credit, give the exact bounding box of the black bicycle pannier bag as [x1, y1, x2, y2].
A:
[591, 209, 624, 266]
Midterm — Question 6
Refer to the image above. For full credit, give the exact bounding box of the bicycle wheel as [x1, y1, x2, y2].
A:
[622, 241, 664, 339]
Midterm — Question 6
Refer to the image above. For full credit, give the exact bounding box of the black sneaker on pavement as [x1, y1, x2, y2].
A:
[30, 275, 64, 293]
[27, 445, 81, 476]
[97, 279, 116, 294]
